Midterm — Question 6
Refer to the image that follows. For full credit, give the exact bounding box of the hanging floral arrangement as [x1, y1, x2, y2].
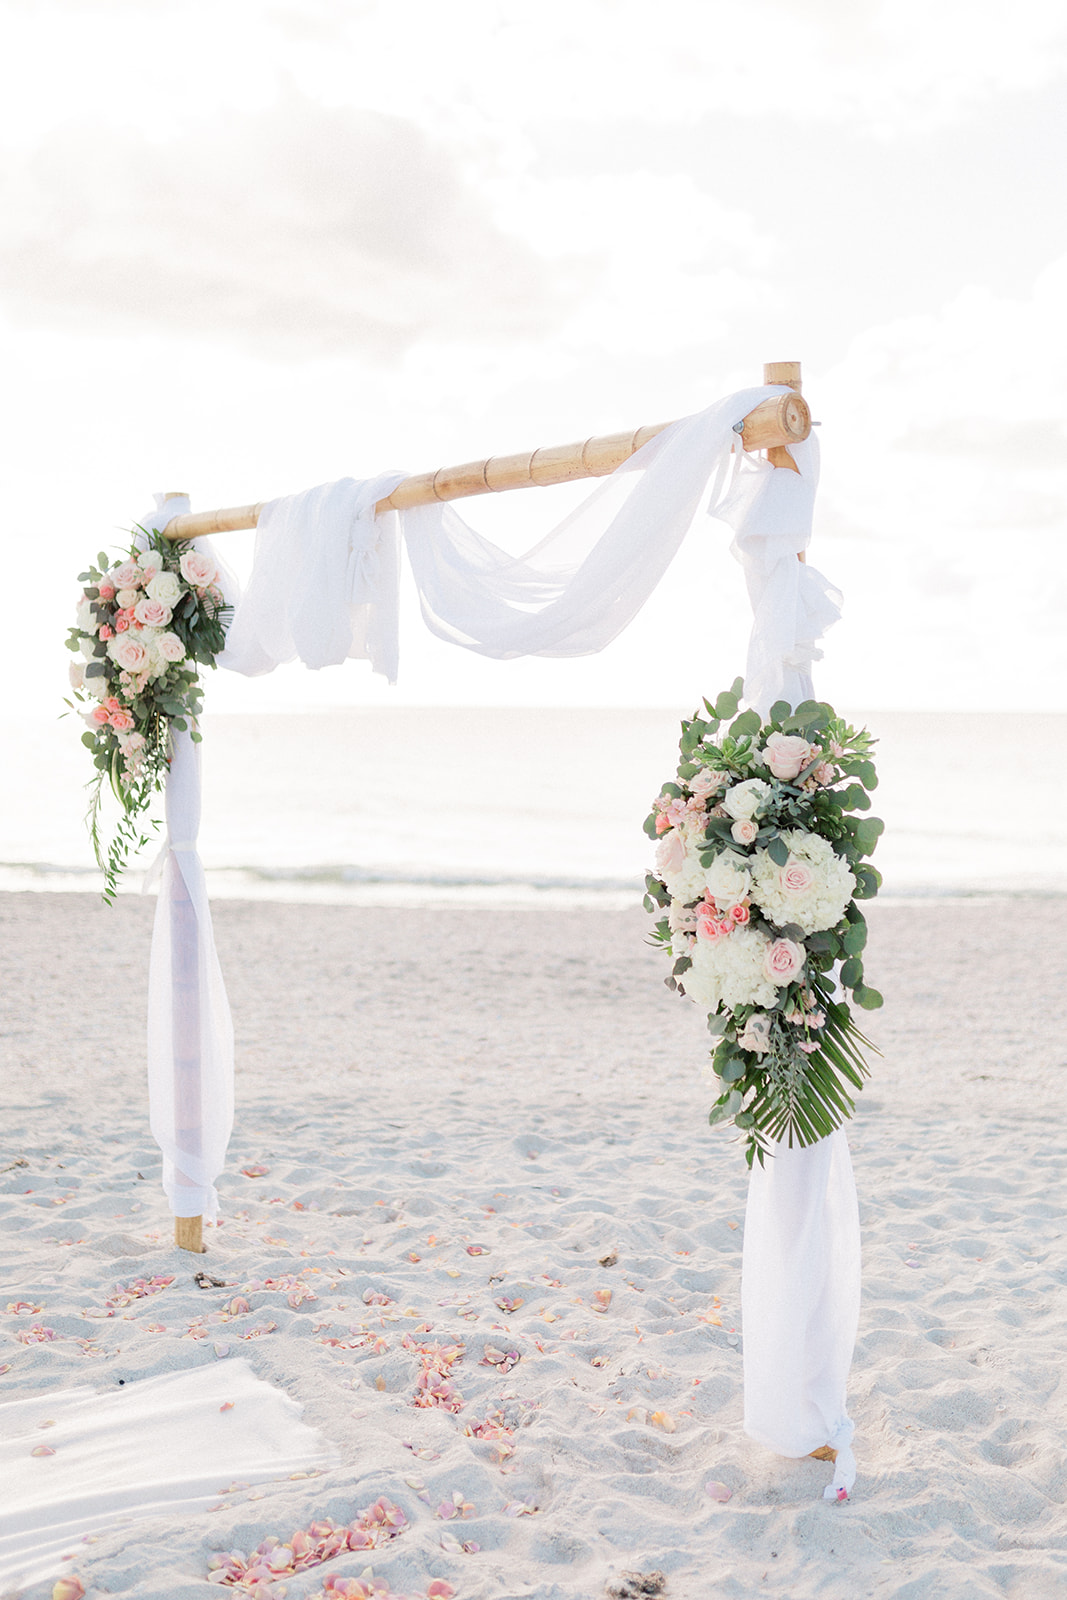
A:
[65, 531, 231, 902]
[644, 679, 884, 1166]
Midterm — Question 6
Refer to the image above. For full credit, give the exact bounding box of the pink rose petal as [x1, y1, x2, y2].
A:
[705, 1480, 732, 1501]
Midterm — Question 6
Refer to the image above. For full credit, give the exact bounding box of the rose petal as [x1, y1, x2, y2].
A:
[705, 1479, 733, 1502]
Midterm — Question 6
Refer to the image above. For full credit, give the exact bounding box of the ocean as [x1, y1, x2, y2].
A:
[3, 708, 1064, 903]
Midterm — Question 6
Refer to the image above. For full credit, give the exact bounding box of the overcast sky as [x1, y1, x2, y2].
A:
[4, 0, 1066, 714]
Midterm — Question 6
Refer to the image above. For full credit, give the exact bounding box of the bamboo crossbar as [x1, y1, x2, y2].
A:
[160, 385, 810, 542]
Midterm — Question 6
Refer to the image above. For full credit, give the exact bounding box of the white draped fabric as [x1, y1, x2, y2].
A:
[146, 726, 234, 1222]
[139, 498, 237, 1225]
[0, 1360, 337, 1590]
[142, 386, 859, 1492]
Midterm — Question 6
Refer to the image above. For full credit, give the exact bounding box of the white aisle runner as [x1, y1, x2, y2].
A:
[0, 1360, 338, 1592]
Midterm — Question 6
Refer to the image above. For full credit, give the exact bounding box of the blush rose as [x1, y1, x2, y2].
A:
[764, 732, 814, 781]
[763, 937, 805, 984]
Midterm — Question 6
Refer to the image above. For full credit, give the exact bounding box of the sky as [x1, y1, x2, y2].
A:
[3, 0, 1066, 715]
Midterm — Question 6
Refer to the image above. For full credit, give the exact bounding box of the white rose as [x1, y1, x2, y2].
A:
[146, 570, 182, 604]
[87, 674, 110, 701]
[79, 636, 98, 661]
[704, 851, 752, 909]
[116, 587, 140, 609]
[723, 778, 771, 821]
[75, 599, 95, 632]
[738, 1012, 772, 1054]
[68, 661, 86, 690]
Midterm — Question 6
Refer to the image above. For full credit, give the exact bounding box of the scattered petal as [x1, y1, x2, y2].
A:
[219, 1402, 234, 1412]
[593, 1289, 612, 1312]
[705, 1480, 732, 1502]
[650, 1411, 676, 1432]
[31, 1445, 57, 1457]
[52, 1580, 86, 1600]
[240, 1165, 270, 1178]
[465, 1244, 489, 1256]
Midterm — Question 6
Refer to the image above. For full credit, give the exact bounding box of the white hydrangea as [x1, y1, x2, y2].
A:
[683, 925, 779, 1014]
[750, 828, 855, 934]
[655, 815, 711, 904]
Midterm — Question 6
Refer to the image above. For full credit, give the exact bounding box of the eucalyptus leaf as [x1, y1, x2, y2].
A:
[767, 835, 789, 867]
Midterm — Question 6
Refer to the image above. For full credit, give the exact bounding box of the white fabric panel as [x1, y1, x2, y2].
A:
[399, 388, 774, 658]
[220, 471, 407, 683]
[0, 1360, 338, 1591]
[146, 728, 234, 1221]
[716, 436, 842, 716]
[742, 1129, 861, 1495]
[136, 498, 239, 1226]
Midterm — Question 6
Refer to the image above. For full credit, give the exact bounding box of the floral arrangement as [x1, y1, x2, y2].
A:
[644, 678, 884, 1166]
[65, 530, 230, 901]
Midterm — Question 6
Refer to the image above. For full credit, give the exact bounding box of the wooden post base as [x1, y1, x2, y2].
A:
[174, 1214, 205, 1253]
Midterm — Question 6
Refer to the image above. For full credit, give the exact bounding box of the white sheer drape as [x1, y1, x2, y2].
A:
[138, 498, 237, 1225]
[218, 388, 840, 682]
[146, 726, 234, 1222]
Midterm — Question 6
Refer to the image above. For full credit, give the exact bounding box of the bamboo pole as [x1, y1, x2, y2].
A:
[159, 387, 811, 542]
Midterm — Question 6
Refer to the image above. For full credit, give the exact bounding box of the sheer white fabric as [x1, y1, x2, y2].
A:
[136, 498, 237, 1225]
[220, 471, 406, 682]
[146, 726, 234, 1222]
[0, 1360, 337, 1590]
[742, 1130, 861, 1496]
[218, 388, 842, 679]
[718, 436, 843, 716]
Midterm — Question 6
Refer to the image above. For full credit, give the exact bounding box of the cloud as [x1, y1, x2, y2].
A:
[0, 98, 572, 358]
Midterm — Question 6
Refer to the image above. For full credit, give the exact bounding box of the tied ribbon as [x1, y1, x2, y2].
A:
[141, 838, 199, 896]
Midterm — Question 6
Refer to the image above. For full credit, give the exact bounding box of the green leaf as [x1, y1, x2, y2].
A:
[714, 690, 740, 720]
[854, 985, 884, 1010]
[81, 731, 96, 749]
[721, 1058, 746, 1083]
[840, 956, 864, 988]
[190, 730, 202, 743]
[842, 921, 867, 955]
[767, 835, 789, 867]
[853, 816, 885, 856]
[97, 551, 109, 571]
[734, 1110, 756, 1129]
[729, 708, 761, 738]
[769, 700, 791, 724]
[708, 1088, 743, 1127]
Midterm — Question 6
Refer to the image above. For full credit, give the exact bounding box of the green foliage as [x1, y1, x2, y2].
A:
[645, 677, 883, 1166]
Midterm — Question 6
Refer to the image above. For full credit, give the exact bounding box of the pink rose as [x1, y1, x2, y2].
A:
[689, 768, 727, 801]
[764, 732, 814, 781]
[118, 730, 146, 756]
[655, 830, 686, 877]
[109, 635, 148, 671]
[109, 708, 135, 732]
[654, 812, 671, 835]
[134, 596, 172, 628]
[98, 624, 113, 640]
[781, 859, 814, 895]
[85, 705, 110, 727]
[104, 697, 121, 713]
[114, 611, 132, 632]
[763, 937, 805, 984]
[731, 903, 750, 924]
[813, 762, 836, 786]
[111, 562, 142, 590]
[156, 632, 187, 662]
[98, 581, 116, 601]
[696, 913, 722, 942]
[179, 549, 218, 588]
[730, 818, 758, 846]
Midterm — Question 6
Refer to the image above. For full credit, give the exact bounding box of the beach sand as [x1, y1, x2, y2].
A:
[1, 891, 1065, 1599]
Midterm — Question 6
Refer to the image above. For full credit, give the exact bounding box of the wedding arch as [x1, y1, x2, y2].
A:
[75, 360, 864, 1498]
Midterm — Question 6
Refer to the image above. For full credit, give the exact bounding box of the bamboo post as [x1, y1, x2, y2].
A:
[158, 386, 811, 542]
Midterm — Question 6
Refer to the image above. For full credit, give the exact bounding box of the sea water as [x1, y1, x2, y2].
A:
[3, 708, 1063, 903]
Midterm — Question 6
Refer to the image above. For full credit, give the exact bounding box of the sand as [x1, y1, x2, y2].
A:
[1, 891, 1066, 1600]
